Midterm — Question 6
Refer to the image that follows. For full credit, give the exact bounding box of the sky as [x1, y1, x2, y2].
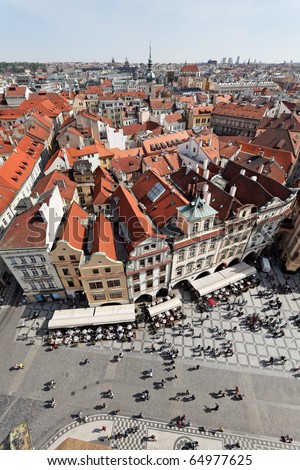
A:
[1, 0, 300, 63]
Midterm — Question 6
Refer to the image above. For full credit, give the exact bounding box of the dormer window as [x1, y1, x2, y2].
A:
[192, 223, 199, 234]
[204, 219, 210, 230]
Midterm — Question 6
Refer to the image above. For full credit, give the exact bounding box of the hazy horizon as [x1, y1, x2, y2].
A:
[2, 0, 299, 64]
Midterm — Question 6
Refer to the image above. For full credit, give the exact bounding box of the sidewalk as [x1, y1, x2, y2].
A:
[44, 414, 300, 451]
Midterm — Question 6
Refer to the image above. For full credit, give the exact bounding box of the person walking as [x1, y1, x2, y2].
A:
[214, 403, 219, 411]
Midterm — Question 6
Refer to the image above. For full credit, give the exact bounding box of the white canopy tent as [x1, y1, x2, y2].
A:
[94, 305, 136, 324]
[147, 297, 182, 318]
[48, 308, 95, 329]
[190, 262, 256, 297]
[48, 304, 136, 330]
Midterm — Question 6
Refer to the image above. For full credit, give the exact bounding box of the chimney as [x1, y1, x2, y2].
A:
[203, 169, 210, 180]
[203, 158, 208, 170]
[204, 190, 211, 206]
[251, 175, 257, 181]
[240, 169, 246, 175]
[258, 164, 264, 173]
[230, 184, 237, 197]
[203, 183, 209, 193]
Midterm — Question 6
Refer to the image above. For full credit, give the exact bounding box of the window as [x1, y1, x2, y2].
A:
[176, 267, 183, 276]
[21, 270, 29, 278]
[38, 281, 46, 289]
[134, 285, 140, 293]
[148, 257, 153, 265]
[159, 276, 165, 284]
[196, 260, 202, 269]
[209, 241, 215, 250]
[41, 268, 48, 275]
[140, 259, 145, 267]
[205, 257, 213, 267]
[93, 293, 106, 301]
[189, 248, 196, 258]
[192, 223, 199, 234]
[147, 182, 166, 202]
[147, 269, 153, 277]
[204, 219, 210, 230]
[93, 269, 99, 274]
[30, 256, 36, 263]
[29, 281, 36, 289]
[178, 251, 185, 261]
[109, 291, 123, 299]
[20, 257, 26, 264]
[67, 280, 75, 287]
[105, 267, 111, 273]
[89, 281, 103, 289]
[144, 245, 149, 251]
[160, 265, 166, 273]
[62, 268, 70, 275]
[48, 280, 55, 288]
[133, 273, 139, 281]
[70, 255, 76, 261]
[147, 280, 153, 288]
[199, 245, 205, 254]
[107, 279, 121, 288]
[155, 255, 161, 262]
[31, 269, 39, 276]
[40, 255, 46, 262]
[151, 243, 156, 249]
[58, 256, 65, 261]
[10, 258, 16, 265]
[186, 263, 193, 273]
[75, 268, 80, 276]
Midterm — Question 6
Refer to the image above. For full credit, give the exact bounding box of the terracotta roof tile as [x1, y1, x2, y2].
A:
[91, 212, 116, 260]
[60, 202, 89, 251]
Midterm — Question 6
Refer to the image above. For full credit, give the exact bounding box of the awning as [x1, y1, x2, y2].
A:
[147, 297, 182, 318]
[48, 308, 95, 329]
[190, 262, 256, 297]
[207, 298, 216, 307]
[48, 304, 136, 330]
[94, 305, 135, 325]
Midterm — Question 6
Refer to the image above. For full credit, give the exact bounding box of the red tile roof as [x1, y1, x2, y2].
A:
[142, 131, 189, 155]
[150, 99, 174, 110]
[0, 108, 27, 120]
[60, 202, 89, 251]
[236, 140, 295, 174]
[171, 167, 240, 221]
[31, 169, 77, 203]
[143, 153, 181, 177]
[0, 203, 47, 249]
[6, 85, 27, 97]
[212, 103, 268, 120]
[93, 166, 115, 205]
[222, 160, 293, 206]
[180, 64, 201, 73]
[113, 185, 155, 247]
[131, 170, 188, 228]
[164, 112, 185, 124]
[91, 212, 117, 260]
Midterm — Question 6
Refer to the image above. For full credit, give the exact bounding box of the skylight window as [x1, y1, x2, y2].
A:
[147, 182, 166, 202]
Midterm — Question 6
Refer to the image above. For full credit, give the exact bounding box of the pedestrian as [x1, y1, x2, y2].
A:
[214, 403, 219, 411]
[174, 374, 177, 379]
[196, 364, 200, 370]
[84, 358, 90, 365]
[186, 389, 190, 395]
